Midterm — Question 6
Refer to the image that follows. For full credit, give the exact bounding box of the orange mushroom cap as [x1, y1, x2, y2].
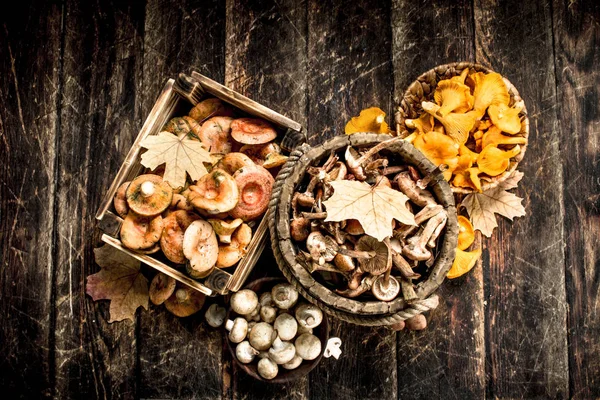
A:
[231, 118, 278, 145]
[126, 174, 173, 217]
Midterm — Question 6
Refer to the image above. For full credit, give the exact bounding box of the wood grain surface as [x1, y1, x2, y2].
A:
[0, 0, 599, 399]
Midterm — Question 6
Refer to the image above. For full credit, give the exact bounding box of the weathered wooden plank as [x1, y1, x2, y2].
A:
[390, 1, 485, 399]
[53, 1, 145, 398]
[474, 0, 569, 398]
[224, 0, 308, 396]
[306, 1, 397, 399]
[138, 0, 226, 398]
[552, 1, 600, 398]
[0, 1, 62, 397]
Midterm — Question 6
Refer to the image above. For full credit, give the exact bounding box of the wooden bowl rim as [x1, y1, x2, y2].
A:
[395, 61, 529, 194]
[225, 277, 330, 383]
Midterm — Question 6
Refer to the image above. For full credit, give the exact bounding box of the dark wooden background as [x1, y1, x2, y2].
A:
[1, 0, 599, 398]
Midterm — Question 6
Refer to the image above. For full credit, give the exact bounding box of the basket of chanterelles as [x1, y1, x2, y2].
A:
[395, 61, 529, 194]
[268, 133, 459, 328]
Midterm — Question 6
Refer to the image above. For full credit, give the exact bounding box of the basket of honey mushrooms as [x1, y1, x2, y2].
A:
[396, 61, 529, 194]
[269, 134, 458, 329]
[113, 97, 288, 301]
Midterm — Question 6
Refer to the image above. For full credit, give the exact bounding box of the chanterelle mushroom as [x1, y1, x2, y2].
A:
[120, 212, 164, 251]
[182, 219, 219, 278]
[126, 174, 173, 217]
[164, 284, 206, 317]
[187, 169, 239, 214]
[160, 210, 200, 264]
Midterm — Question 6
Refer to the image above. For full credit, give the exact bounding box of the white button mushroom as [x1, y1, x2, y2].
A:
[296, 324, 313, 335]
[225, 318, 248, 343]
[273, 313, 298, 341]
[260, 305, 277, 324]
[259, 292, 274, 307]
[271, 283, 299, 310]
[248, 322, 275, 351]
[257, 357, 279, 380]
[246, 303, 261, 322]
[295, 333, 322, 361]
[281, 354, 303, 370]
[205, 303, 227, 328]
[230, 289, 259, 315]
[235, 341, 259, 364]
[295, 303, 323, 329]
[268, 337, 296, 365]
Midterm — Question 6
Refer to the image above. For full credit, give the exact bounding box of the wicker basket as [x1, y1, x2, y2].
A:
[268, 133, 459, 326]
[395, 61, 529, 194]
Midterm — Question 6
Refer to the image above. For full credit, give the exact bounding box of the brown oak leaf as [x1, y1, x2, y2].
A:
[462, 170, 526, 237]
[86, 246, 149, 322]
[322, 180, 415, 241]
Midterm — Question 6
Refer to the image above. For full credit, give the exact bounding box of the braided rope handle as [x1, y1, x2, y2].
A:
[268, 143, 441, 326]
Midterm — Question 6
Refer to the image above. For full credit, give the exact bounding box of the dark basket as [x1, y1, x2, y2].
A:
[268, 133, 459, 326]
[225, 277, 329, 383]
[395, 61, 529, 194]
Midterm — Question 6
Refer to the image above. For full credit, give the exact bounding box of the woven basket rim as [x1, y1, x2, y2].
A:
[395, 61, 529, 194]
[269, 133, 458, 322]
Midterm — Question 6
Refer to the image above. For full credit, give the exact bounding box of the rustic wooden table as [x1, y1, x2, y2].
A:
[1, 0, 599, 398]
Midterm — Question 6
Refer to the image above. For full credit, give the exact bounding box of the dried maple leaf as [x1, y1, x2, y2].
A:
[86, 246, 149, 323]
[344, 107, 390, 135]
[322, 180, 416, 241]
[140, 131, 212, 188]
[462, 170, 526, 237]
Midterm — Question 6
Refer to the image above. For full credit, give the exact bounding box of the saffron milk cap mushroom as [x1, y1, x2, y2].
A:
[113, 181, 131, 218]
[164, 285, 206, 317]
[149, 272, 176, 305]
[229, 164, 274, 221]
[189, 97, 235, 122]
[208, 218, 243, 243]
[187, 169, 239, 214]
[230, 118, 278, 145]
[216, 223, 253, 268]
[160, 210, 200, 264]
[182, 219, 219, 278]
[126, 174, 173, 217]
[198, 116, 234, 154]
[120, 212, 164, 251]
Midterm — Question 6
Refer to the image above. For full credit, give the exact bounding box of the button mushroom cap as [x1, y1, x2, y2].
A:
[295, 303, 323, 329]
[228, 164, 274, 221]
[225, 317, 249, 343]
[149, 273, 176, 306]
[268, 337, 297, 365]
[208, 218, 243, 244]
[120, 212, 164, 250]
[259, 292, 274, 307]
[160, 210, 200, 264]
[282, 354, 303, 370]
[248, 322, 276, 351]
[126, 174, 173, 217]
[230, 289, 259, 315]
[235, 341, 260, 364]
[205, 303, 227, 328]
[230, 118, 278, 145]
[260, 305, 277, 324]
[198, 116, 234, 154]
[187, 169, 239, 214]
[273, 313, 298, 341]
[257, 357, 279, 380]
[188, 97, 235, 122]
[295, 333, 322, 361]
[113, 181, 131, 218]
[216, 223, 253, 268]
[271, 283, 299, 310]
[164, 285, 206, 317]
[182, 219, 219, 278]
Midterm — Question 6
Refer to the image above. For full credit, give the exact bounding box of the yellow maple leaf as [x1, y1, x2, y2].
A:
[322, 180, 415, 241]
[345, 107, 390, 135]
[140, 132, 212, 188]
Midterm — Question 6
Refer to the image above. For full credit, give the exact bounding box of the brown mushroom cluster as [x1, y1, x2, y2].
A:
[220, 285, 324, 380]
[114, 97, 287, 282]
[291, 142, 448, 306]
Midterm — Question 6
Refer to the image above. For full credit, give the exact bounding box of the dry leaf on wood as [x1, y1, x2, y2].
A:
[86, 246, 149, 323]
[322, 180, 416, 241]
[462, 170, 526, 237]
[344, 107, 391, 135]
[140, 131, 212, 188]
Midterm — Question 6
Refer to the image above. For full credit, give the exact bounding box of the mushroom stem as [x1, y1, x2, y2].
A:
[336, 276, 374, 298]
[355, 137, 403, 166]
[414, 204, 444, 225]
[417, 164, 449, 189]
[394, 172, 436, 207]
[301, 211, 328, 220]
[402, 212, 446, 261]
[383, 166, 407, 176]
[337, 247, 376, 259]
[140, 181, 156, 198]
[391, 251, 421, 280]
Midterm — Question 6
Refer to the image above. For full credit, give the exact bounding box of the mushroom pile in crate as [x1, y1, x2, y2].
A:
[217, 284, 325, 380]
[291, 138, 449, 304]
[114, 97, 288, 287]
